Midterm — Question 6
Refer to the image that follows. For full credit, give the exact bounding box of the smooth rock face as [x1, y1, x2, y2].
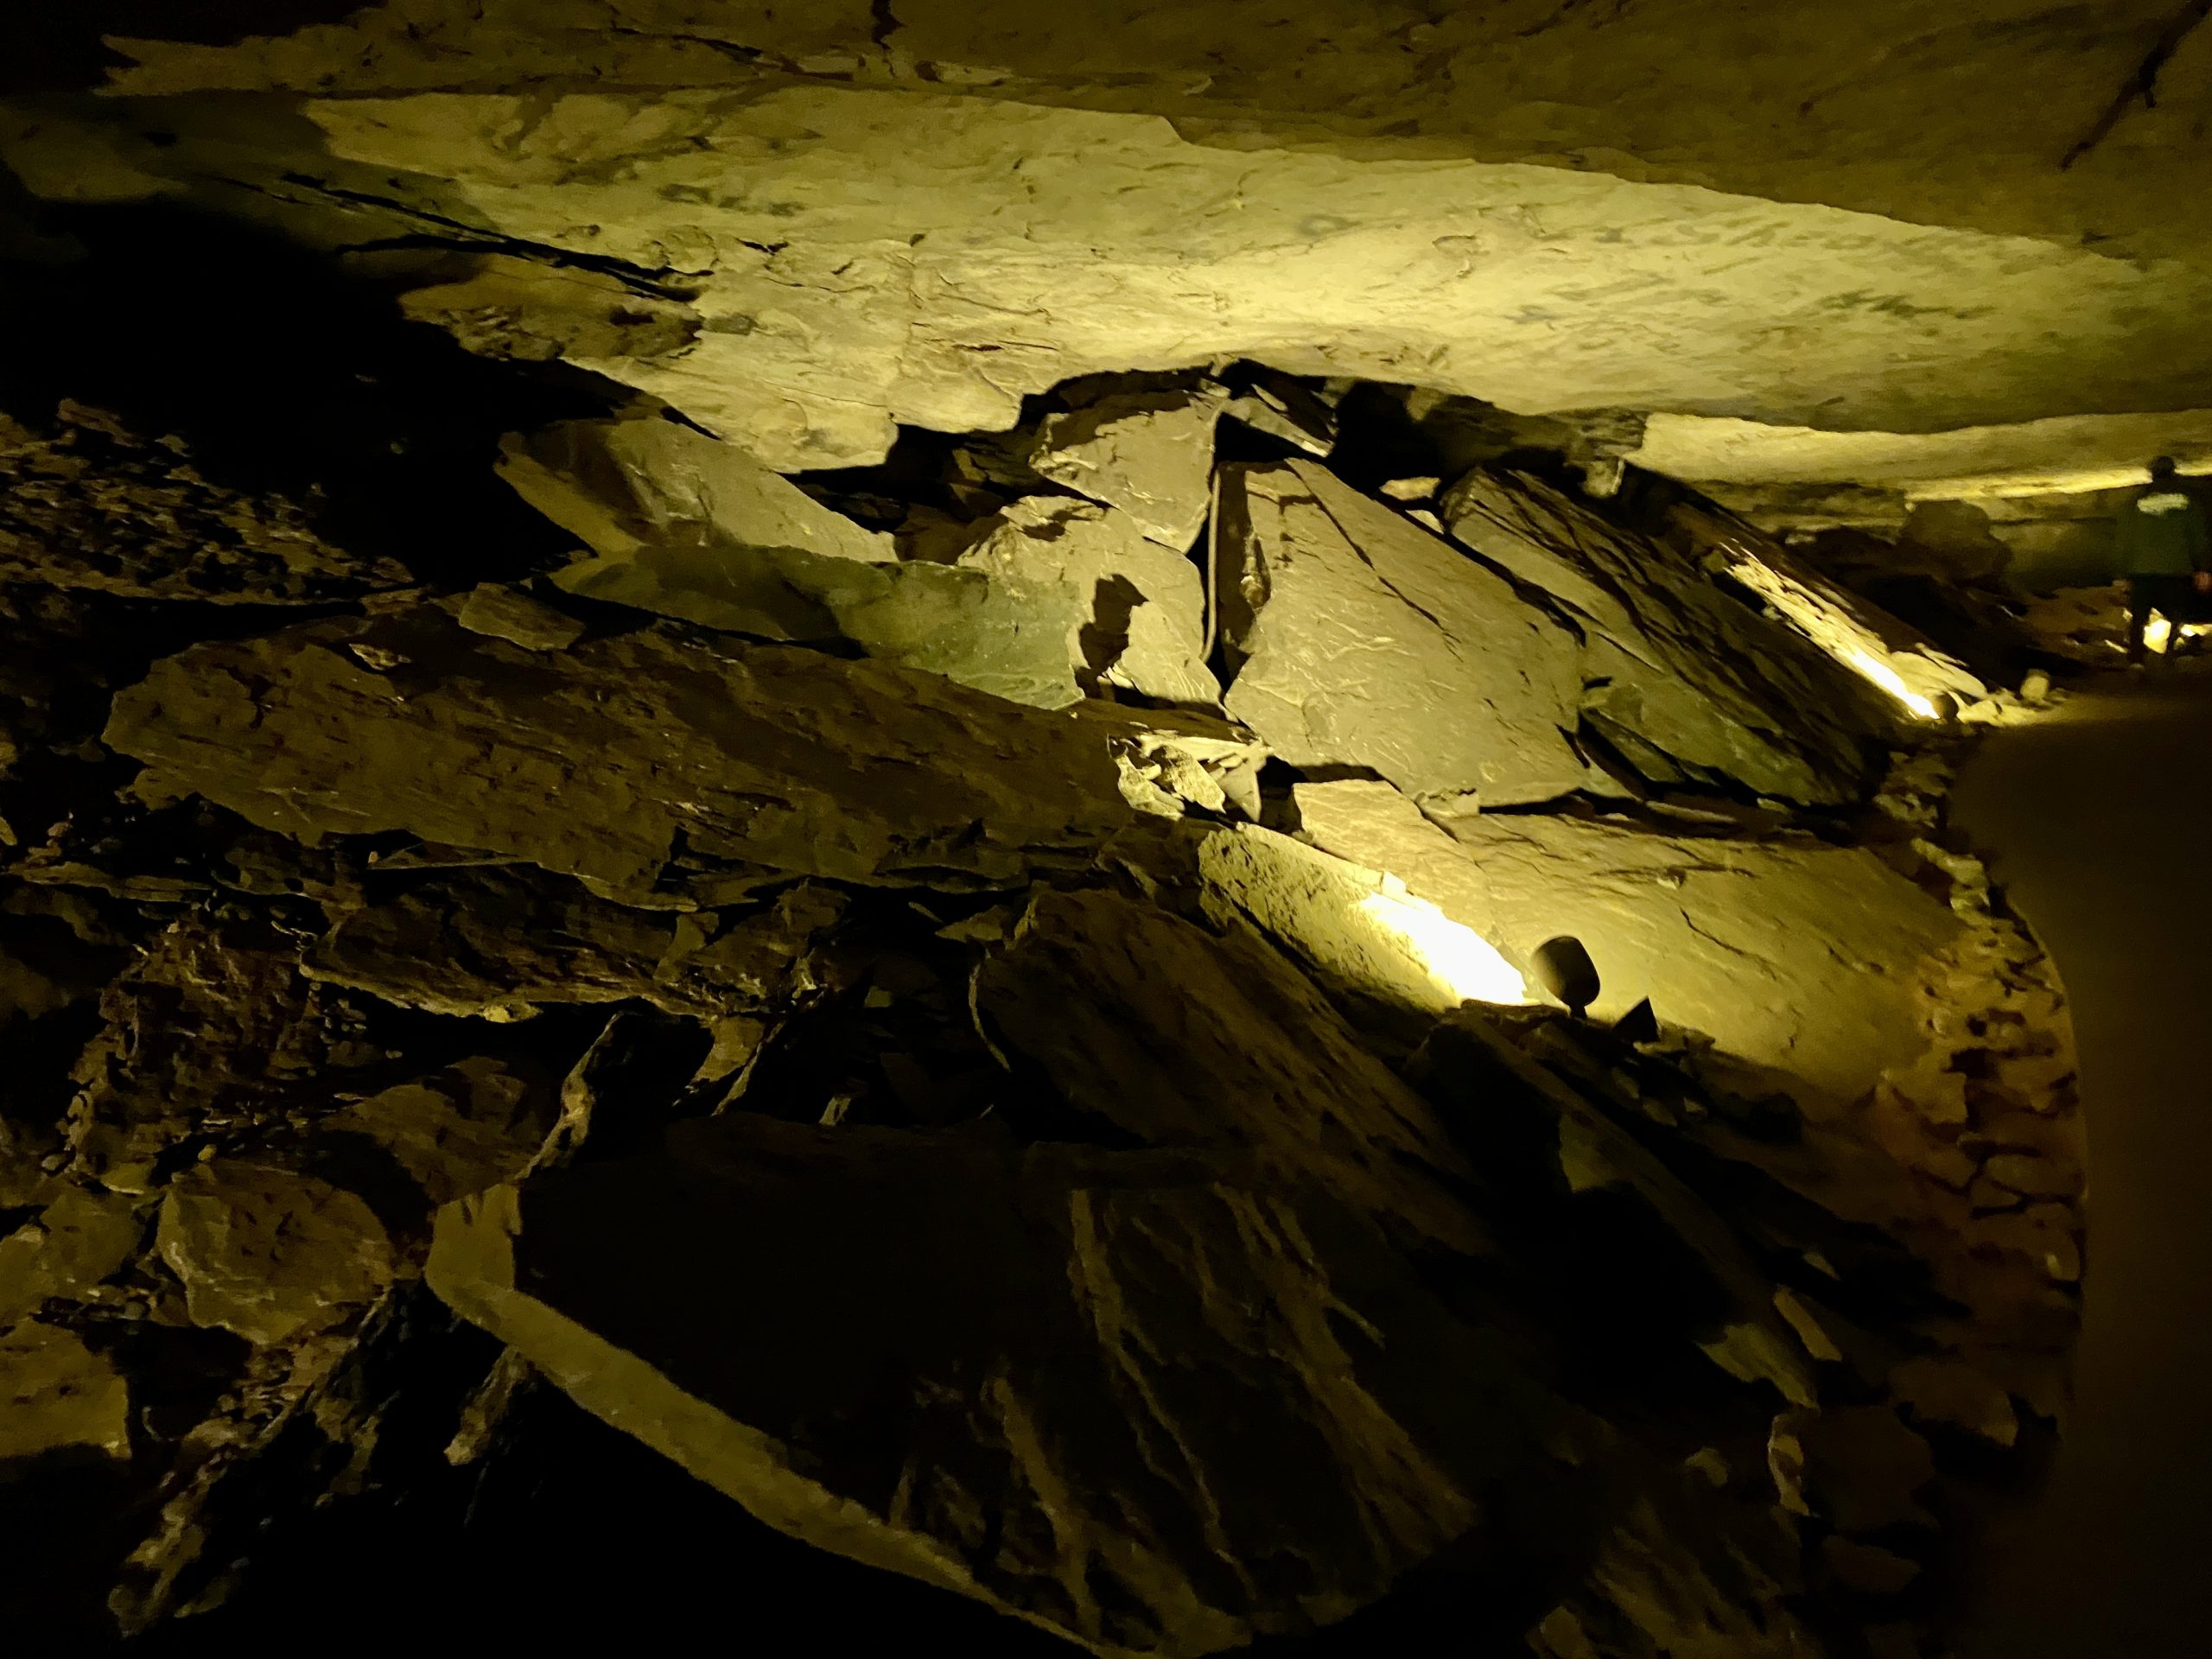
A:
[1296, 779, 1966, 1109]
[1216, 461, 1586, 806]
[1442, 468, 1882, 804]
[1029, 388, 1225, 550]
[155, 1160, 395, 1345]
[428, 1114, 1562, 1659]
[0, 1320, 132, 1462]
[958, 495, 1217, 704]
[103, 607, 1134, 898]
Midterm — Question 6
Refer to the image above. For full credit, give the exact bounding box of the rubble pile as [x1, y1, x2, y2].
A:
[0, 364, 2082, 1659]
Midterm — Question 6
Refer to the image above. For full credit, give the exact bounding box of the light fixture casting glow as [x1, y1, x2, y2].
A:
[1837, 646, 1942, 721]
[1357, 889, 1529, 1006]
[2140, 613, 2206, 656]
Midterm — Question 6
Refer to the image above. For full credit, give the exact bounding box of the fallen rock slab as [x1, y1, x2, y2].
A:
[1297, 779, 1966, 1110]
[0, 1320, 131, 1462]
[428, 1113, 1565, 1658]
[104, 607, 1135, 899]
[1442, 468, 1881, 804]
[1030, 387, 1227, 550]
[1215, 461, 1586, 806]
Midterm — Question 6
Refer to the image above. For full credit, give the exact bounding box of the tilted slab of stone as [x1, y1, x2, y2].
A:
[958, 495, 1217, 705]
[428, 1114, 1567, 1657]
[326, 1058, 553, 1206]
[975, 887, 1485, 1256]
[1216, 461, 1586, 806]
[505, 416, 1086, 709]
[1028, 387, 1226, 550]
[308, 869, 842, 1022]
[1296, 780, 1967, 1111]
[1664, 501, 1988, 718]
[1441, 469, 1881, 804]
[500, 416, 890, 565]
[103, 607, 1135, 900]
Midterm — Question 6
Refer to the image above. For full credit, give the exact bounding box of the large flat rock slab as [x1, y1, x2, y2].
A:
[103, 607, 1135, 899]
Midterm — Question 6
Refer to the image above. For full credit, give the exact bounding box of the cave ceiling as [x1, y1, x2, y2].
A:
[5, 0, 2211, 485]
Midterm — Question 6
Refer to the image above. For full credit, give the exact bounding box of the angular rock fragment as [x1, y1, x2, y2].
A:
[104, 607, 1134, 899]
[155, 1160, 395, 1346]
[0, 1185, 143, 1325]
[500, 416, 890, 566]
[504, 416, 1087, 707]
[308, 868, 841, 1023]
[976, 888, 1484, 1255]
[1298, 779, 1967, 1111]
[1215, 461, 1586, 805]
[1768, 1406, 1936, 1534]
[1075, 703, 1267, 820]
[957, 495, 1217, 703]
[1442, 469, 1881, 804]
[0, 1320, 131, 1462]
[0, 402, 409, 602]
[67, 913, 383, 1188]
[1030, 386, 1227, 549]
[429, 1114, 1565, 1657]
[456, 582, 586, 652]
[327, 1058, 551, 1205]
[1666, 502, 1987, 717]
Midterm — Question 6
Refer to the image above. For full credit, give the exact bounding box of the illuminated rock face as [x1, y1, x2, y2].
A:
[0, 8, 2112, 1649]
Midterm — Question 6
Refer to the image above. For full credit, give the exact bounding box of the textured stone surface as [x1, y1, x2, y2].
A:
[456, 582, 586, 651]
[29, 36, 2212, 474]
[958, 495, 1216, 704]
[976, 887, 1483, 1256]
[1442, 467, 1882, 804]
[326, 1058, 550, 1205]
[500, 416, 890, 565]
[1296, 780, 1966, 1109]
[1028, 387, 1224, 550]
[428, 1112, 1564, 1658]
[505, 416, 1089, 707]
[1217, 461, 1586, 806]
[0, 403, 408, 602]
[0, 1187, 143, 1325]
[104, 607, 1134, 899]
[308, 869, 841, 1022]
[155, 1160, 395, 1345]
[0, 1320, 131, 1463]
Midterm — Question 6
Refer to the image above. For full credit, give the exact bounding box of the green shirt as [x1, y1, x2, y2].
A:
[2115, 486, 2212, 577]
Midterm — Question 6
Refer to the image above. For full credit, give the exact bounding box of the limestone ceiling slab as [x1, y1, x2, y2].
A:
[11, 72, 2212, 472]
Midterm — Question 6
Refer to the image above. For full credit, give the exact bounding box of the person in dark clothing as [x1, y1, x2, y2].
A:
[2116, 457, 2212, 664]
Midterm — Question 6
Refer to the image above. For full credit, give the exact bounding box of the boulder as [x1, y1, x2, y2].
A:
[0, 1186, 143, 1325]
[1215, 461, 1587, 806]
[505, 416, 1086, 709]
[326, 1058, 552, 1205]
[155, 1159, 396, 1345]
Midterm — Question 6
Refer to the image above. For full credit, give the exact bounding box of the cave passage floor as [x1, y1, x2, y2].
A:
[1953, 668, 2212, 1656]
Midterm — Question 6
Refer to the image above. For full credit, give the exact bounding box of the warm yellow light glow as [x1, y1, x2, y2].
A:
[1726, 556, 1950, 721]
[1357, 889, 1530, 1006]
[1837, 645, 1942, 720]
